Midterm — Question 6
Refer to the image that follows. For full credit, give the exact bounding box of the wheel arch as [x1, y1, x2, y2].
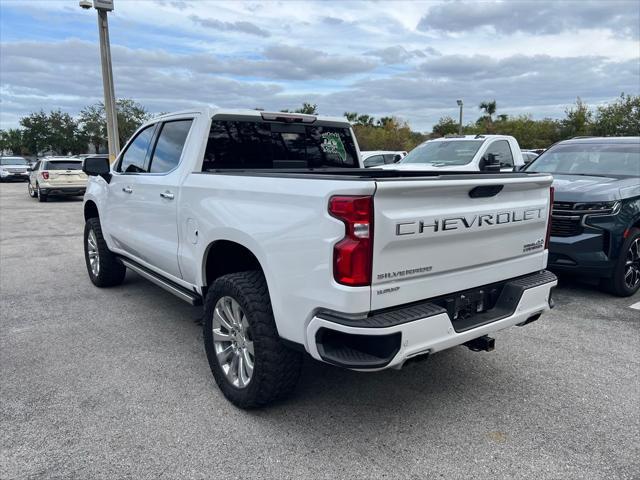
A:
[84, 200, 99, 221]
[202, 239, 265, 290]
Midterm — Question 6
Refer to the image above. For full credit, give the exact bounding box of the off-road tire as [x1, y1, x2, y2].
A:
[203, 271, 302, 408]
[84, 217, 126, 287]
[600, 228, 640, 297]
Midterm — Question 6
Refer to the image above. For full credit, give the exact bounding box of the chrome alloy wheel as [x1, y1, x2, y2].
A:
[212, 296, 254, 388]
[87, 229, 100, 277]
[625, 237, 640, 290]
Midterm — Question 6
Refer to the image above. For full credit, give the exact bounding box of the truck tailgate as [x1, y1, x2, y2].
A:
[371, 175, 553, 310]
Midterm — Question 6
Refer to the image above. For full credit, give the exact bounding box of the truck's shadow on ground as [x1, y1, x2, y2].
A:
[122, 269, 635, 432]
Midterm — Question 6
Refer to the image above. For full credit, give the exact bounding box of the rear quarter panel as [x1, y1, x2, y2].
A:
[179, 174, 376, 345]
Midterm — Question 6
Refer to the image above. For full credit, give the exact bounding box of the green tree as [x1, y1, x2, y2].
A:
[19, 110, 49, 155]
[0, 129, 24, 155]
[592, 93, 640, 136]
[281, 103, 318, 115]
[78, 98, 151, 150]
[47, 110, 84, 154]
[352, 116, 426, 151]
[562, 97, 592, 137]
[344, 112, 359, 123]
[377, 117, 394, 128]
[432, 116, 460, 137]
[79, 103, 107, 153]
[295, 102, 318, 114]
[477, 100, 498, 132]
[479, 100, 497, 120]
[115, 99, 151, 145]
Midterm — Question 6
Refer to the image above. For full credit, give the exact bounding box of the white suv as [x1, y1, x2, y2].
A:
[28, 157, 88, 202]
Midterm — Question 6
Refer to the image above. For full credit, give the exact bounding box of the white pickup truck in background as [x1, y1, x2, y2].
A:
[381, 134, 526, 172]
[82, 108, 556, 408]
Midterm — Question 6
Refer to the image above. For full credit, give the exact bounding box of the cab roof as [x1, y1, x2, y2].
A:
[150, 107, 349, 126]
[433, 134, 515, 142]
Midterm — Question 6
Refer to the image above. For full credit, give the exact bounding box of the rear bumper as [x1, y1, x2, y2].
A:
[306, 270, 557, 370]
[0, 172, 29, 180]
[38, 186, 86, 196]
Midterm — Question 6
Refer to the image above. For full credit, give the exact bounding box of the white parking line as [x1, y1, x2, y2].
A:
[630, 301, 640, 311]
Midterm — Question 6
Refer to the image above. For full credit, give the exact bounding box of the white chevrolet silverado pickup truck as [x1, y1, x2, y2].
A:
[82, 108, 557, 408]
[381, 135, 525, 172]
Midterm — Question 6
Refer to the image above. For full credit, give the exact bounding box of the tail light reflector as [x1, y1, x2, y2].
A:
[545, 186, 554, 249]
[329, 195, 373, 286]
[42, 171, 49, 180]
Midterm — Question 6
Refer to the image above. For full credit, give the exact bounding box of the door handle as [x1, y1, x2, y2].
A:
[122, 186, 133, 194]
[160, 191, 175, 200]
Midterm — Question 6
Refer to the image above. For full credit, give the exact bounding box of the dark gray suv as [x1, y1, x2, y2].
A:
[525, 137, 640, 296]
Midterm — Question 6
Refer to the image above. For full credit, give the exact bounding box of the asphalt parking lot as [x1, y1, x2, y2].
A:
[1, 181, 638, 479]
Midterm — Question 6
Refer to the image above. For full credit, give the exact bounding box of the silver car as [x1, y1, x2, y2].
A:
[0, 156, 30, 182]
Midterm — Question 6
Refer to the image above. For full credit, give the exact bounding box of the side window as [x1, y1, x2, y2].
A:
[117, 125, 155, 173]
[383, 154, 397, 164]
[148, 120, 193, 173]
[485, 140, 514, 168]
[364, 155, 385, 167]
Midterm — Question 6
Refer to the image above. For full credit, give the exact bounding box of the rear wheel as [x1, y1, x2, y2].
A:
[203, 271, 302, 408]
[37, 185, 47, 202]
[84, 217, 126, 287]
[28, 182, 37, 198]
[601, 228, 640, 297]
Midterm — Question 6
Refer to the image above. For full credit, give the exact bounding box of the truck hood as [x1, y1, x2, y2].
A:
[378, 163, 474, 172]
[551, 174, 640, 202]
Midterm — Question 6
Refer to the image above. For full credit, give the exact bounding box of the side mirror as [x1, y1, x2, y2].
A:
[83, 156, 111, 183]
[481, 153, 501, 173]
[393, 154, 402, 163]
[26, 167, 32, 172]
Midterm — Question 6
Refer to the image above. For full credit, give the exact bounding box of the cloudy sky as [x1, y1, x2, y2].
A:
[1, 0, 639, 131]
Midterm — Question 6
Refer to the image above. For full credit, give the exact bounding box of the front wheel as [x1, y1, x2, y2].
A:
[203, 271, 302, 408]
[84, 217, 126, 287]
[601, 228, 640, 297]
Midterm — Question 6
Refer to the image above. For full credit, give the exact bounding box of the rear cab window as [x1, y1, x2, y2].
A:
[202, 119, 359, 170]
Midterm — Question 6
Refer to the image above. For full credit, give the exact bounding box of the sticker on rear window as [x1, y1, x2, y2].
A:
[320, 132, 346, 162]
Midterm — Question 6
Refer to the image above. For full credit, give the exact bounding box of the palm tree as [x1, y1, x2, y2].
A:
[479, 100, 497, 121]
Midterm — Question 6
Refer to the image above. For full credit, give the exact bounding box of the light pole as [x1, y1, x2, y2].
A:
[79, 0, 120, 162]
[456, 99, 463, 135]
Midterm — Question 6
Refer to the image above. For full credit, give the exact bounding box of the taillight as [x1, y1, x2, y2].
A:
[545, 186, 554, 249]
[42, 171, 49, 180]
[329, 195, 374, 286]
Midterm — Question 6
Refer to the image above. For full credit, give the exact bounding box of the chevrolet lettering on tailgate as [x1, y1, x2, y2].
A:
[395, 207, 545, 236]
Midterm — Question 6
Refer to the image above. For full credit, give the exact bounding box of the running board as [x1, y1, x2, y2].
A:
[119, 258, 202, 306]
